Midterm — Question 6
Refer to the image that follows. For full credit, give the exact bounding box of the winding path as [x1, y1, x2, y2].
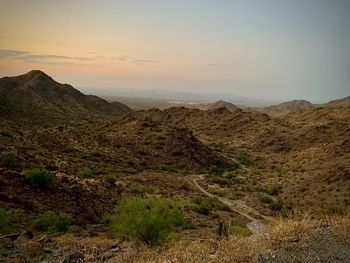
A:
[188, 174, 274, 235]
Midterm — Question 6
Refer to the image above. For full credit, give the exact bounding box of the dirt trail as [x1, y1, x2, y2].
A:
[189, 174, 273, 235]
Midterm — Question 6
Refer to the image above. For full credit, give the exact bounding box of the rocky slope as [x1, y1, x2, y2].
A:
[0, 70, 131, 124]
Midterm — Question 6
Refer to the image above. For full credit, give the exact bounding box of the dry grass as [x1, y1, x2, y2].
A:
[105, 237, 258, 263]
[265, 215, 314, 248]
[327, 214, 350, 243]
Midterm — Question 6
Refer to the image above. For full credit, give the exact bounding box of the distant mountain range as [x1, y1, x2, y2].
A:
[253, 97, 350, 117]
[0, 70, 131, 124]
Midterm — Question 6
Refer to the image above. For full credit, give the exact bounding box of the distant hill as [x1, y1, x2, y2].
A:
[207, 100, 238, 112]
[322, 96, 350, 108]
[0, 70, 131, 124]
[256, 99, 314, 117]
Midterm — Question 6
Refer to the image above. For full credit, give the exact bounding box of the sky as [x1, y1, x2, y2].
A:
[0, 0, 349, 102]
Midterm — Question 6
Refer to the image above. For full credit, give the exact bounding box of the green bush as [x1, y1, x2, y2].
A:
[33, 211, 71, 234]
[0, 208, 23, 234]
[2, 154, 16, 168]
[78, 167, 94, 178]
[107, 196, 189, 246]
[24, 168, 53, 188]
[259, 193, 273, 204]
[104, 175, 117, 184]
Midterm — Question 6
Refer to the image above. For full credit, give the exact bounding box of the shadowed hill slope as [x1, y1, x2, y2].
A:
[0, 70, 131, 124]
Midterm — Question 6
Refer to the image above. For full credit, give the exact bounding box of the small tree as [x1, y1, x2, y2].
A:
[33, 211, 71, 234]
[108, 196, 188, 246]
[0, 208, 23, 234]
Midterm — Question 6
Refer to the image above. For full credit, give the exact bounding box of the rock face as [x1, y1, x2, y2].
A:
[0, 70, 132, 124]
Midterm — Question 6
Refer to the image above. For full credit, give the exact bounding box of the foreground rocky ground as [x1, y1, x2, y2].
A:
[1, 216, 349, 262]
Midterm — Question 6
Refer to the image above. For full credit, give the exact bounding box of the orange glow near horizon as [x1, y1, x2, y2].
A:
[0, 1, 349, 101]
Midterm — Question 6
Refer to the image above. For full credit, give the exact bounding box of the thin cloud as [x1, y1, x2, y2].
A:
[0, 49, 90, 66]
[0, 50, 30, 58]
[134, 59, 160, 64]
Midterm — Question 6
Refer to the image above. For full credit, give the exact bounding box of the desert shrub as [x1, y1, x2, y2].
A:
[0, 208, 23, 234]
[194, 197, 216, 215]
[131, 185, 153, 197]
[267, 216, 313, 248]
[229, 162, 241, 171]
[267, 184, 282, 196]
[172, 149, 184, 156]
[78, 167, 94, 178]
[190, 194, 203, 205]
[209, 189, 226, 197]
[195, 199, 214, 215]
[238, 150, 252, 166]
[275, 166, 283, 177]
[180, 181, 192, 190]
[327, 215, 350, 243]
[24, 168, 53, 188]
[269, 200, 283, 211]
[207, 166, 224, 175]
[104, 175, 117, 184]
[259, 193, 273, 204]
[230, 223, 252, 237]
[206, 176, 230, 185]
[218, 202, 233, 212]
[2, 154, 17, 168]
[107, 196, 188, 246]
[33, 211, 71, 234]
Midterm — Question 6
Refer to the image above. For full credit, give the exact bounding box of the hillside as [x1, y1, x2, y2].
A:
[0, 70, 131, 124]
[322, 96, 350, 108]
[128, 106, 350, 215]
[207, 100, 238, 112]
[256, 99, 314, 117]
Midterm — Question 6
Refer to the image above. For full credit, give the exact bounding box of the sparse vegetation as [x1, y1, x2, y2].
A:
[207, 166, 224, 175]
[131, 184, 153, 197]
[260, 193, 274, 204]
[238, 150, 252, 166]
[33, 211, 71, 234]
[327, 214, 350, 243]
[206, 176, 230, 185]
[267, 183, 282, 196]
[1, 154, 16, 167]
[0, 208, 23, 234]
[104, 175, 117, 184]
[24, 167, 54, 188]
[107, 196, 189, 246]
[267, 216, 314, 248]
[78, 167, 95, 178]
[230, 223, 252, 237]
[194, 197, 215, 215]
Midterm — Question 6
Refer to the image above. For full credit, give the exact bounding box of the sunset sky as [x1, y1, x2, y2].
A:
[0, 0, 349, 101]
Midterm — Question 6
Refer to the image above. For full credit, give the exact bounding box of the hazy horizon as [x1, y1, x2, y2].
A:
[1, 0, 349, 102]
